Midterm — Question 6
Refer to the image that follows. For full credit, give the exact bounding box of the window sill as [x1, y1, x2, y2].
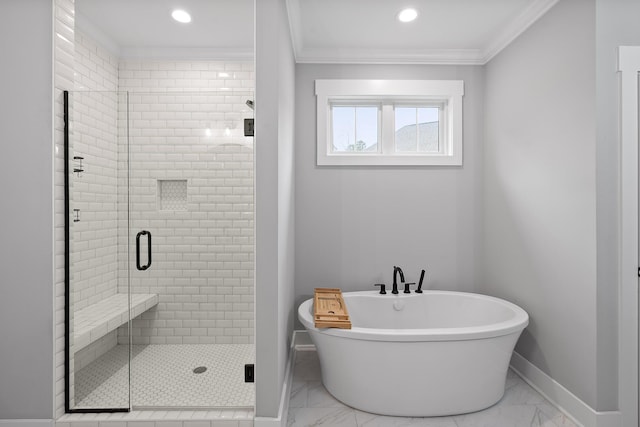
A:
[317, 153, 462, 166]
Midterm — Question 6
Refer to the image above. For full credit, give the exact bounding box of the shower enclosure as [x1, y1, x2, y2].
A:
[64, 88, 255, 411]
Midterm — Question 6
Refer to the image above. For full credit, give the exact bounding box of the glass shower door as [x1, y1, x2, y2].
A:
[126, 90, 255, 408]
[65, 87, 256, 413]
[66, 90, 131, 411]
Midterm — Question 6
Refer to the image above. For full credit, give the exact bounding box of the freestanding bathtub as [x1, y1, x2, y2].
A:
[298, 290, 529, 417]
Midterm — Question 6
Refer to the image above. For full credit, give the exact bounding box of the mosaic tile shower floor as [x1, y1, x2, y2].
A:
[75, 344, 255, 408]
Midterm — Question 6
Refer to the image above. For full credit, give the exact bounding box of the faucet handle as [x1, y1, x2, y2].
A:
[403, 282, 415, 294]
[374, 283, 387, 294]
[415, 269, 426, 293]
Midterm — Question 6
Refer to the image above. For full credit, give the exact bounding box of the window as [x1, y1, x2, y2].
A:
[394, 106, 442, 153]
[316, 79, 464, 166]
[331, 105, 379, 153]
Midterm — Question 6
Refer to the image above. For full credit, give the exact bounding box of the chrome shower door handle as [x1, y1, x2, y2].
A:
[136, 230, 152, 271]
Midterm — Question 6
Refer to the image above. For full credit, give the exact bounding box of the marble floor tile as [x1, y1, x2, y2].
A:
[355, 410, 458, 427]
[289, 380, 310, 409]
[287, 407, 358, 427]
[307, 381, 349, 408]
[287, 350, 578, 427]
[293, 351, 322, 381]
[534, 400, 579, 427]
[504, 369, 521, 389]
[500, 379, 546, 407]
[452, 403, 574, 427]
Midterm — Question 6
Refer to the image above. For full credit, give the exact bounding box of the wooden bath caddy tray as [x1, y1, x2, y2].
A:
[314, 288, 352, 329]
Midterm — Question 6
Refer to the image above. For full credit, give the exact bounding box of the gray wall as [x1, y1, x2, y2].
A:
[595, 0, 640, 411]
[0, 0, 54, 420]
[255, 0, 296, 418]
[294, 64, 484, 320]
[482, 0, 598, 408]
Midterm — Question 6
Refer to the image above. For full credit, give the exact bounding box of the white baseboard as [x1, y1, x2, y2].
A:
[0, 421, 54, 427]
[254, 332, 298, 427]
[510, 352, 621, 427]
[292, 330, 313, 348]
[253, 416, 282, 426]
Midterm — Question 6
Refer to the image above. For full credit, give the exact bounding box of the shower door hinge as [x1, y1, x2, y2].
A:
[244, 364, 255, 383]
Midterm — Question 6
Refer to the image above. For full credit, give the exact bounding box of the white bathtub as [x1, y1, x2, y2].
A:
[298, 290, 529, 417]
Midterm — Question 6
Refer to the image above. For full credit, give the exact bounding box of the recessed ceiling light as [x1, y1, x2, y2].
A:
[172, 9, 191, 23]
[397, 8, 418, 23]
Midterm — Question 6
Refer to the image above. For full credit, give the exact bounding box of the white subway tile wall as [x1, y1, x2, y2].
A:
[117, 60, 255, 345]
[55, 0, 76, 418]
[74, 331, 118, 372]
[65, 33, 123, 401]
[71, 32, 120, 313]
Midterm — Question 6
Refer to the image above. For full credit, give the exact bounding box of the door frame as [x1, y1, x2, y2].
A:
[618, 45, 640, 427]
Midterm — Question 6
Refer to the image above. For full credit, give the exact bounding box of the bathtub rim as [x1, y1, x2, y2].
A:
[298, 290, 529, 342]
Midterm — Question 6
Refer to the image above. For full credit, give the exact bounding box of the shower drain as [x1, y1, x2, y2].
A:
[193, 366, 207, 374]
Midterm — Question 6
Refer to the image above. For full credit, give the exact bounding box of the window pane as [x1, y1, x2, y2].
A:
[395, 107, 417, 152]
[395, 107, 439, 153]
[418, 107, 439, 152]
[332, 106, 378, 153]
[354, 107, 378, 152]
[395, 108, 415, 132]
[332, 106, 355, 152]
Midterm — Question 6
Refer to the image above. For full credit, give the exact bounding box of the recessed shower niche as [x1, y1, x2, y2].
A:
[158, 180, 188, 211]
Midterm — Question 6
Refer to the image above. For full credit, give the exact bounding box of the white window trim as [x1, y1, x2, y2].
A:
[316, 79, 464, 166]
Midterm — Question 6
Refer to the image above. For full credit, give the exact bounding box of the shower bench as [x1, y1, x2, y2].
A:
[73, 293, 158, 352]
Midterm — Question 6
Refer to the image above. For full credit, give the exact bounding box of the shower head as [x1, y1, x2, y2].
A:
[246, 100, 254, 110]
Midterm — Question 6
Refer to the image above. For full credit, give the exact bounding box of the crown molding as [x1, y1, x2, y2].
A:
[286, 0, 559, 65]
[295, 48, 484, 65]
[285, 0, 303, 63]
[481, 0, 561, 64]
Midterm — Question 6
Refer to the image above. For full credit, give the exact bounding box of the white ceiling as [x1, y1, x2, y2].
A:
[287, 0, 560, 64]
[76, 0, 559, 64]
[76, 0, 254, 60]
